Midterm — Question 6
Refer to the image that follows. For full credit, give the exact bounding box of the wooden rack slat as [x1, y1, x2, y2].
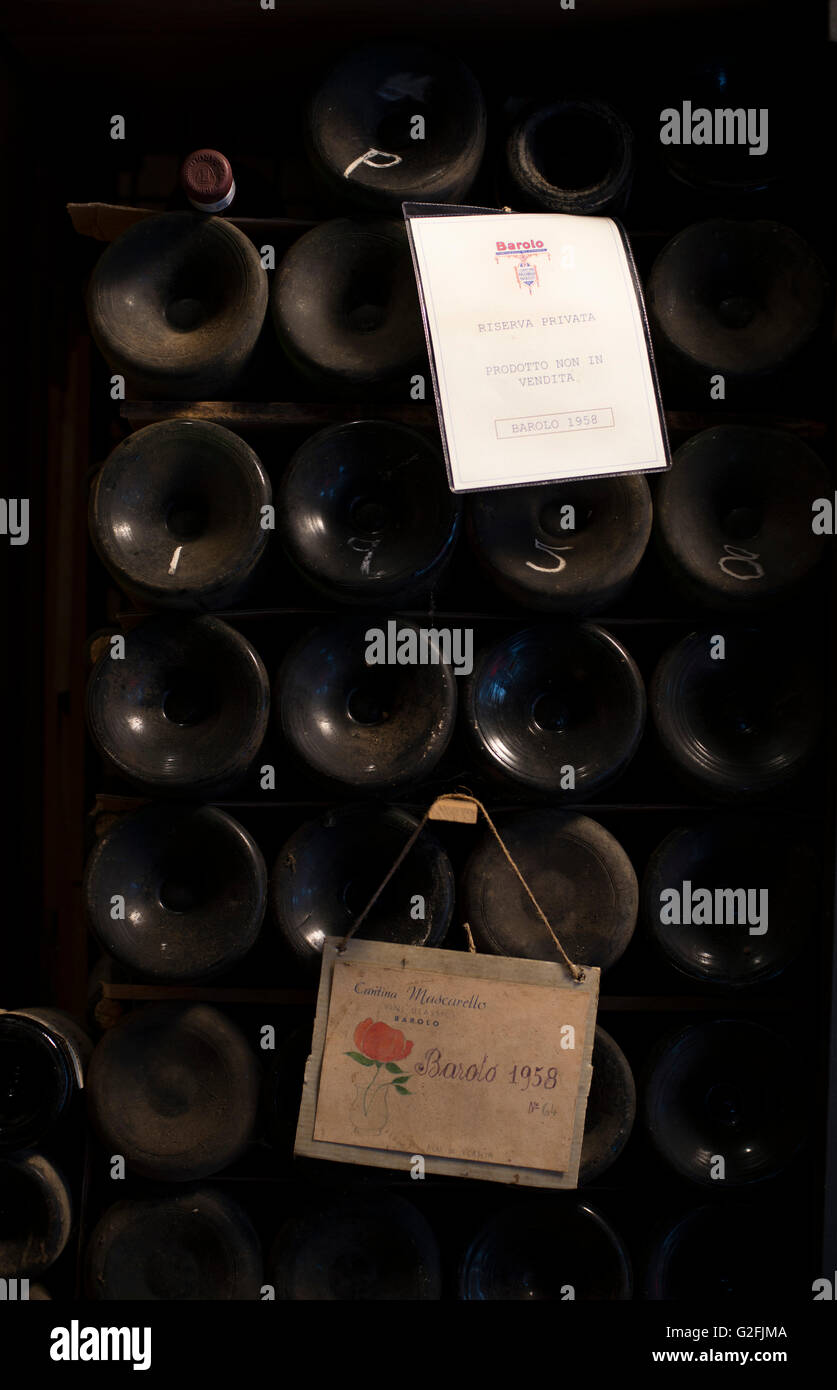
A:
[119, 399, 829, 437]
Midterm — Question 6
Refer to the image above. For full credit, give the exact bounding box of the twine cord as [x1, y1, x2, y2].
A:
[337, 792, 585, 983]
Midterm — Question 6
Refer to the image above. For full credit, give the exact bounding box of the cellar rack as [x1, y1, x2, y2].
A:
[75, 381, 833, 1301]
[13, 5, 835, 1300]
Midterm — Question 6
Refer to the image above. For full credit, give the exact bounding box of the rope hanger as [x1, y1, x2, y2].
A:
[337, 791, 586, 983]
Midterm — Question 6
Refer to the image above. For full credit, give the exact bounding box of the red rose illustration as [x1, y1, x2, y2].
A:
[353, 1018, 414, 1064]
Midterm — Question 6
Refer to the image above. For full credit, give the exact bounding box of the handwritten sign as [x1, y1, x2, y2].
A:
[404, 205, 669, 493]
[296, 939, 599, 1188]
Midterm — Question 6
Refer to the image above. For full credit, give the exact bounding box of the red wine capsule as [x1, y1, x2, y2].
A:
[84, 804, 267, 982]
[89, 420, 271, 611]
[505, 99, 634, 215]
[461, 809, 637, 971]
[275, 616, 457, 792]
[86, 213, 268, 399]
[307, 41, 486, 210]
[271, 803, 454, 964]
[277, 420, 461, 606]
[86, 1003, 259, 1181]
[643, 814, 816, 986]
[643, 1019, 805, 1185]
[180, 149, 236, 213]
[86, 1188, 263, 1300]
[581, 1026, 636, 1185]
[271, 219, 425, 393]
[459, 1202, 632, 1300]
[0, 1153, 73, 1278]
[270, 1193, 441, 1299]
[650, 627, 822, 799]
[646, 220, 828, 379]
[654, 426, 828, 609]
[86, 615, 270, 797]
[464, 624, 645, 797]
[467, 474, 652, 614]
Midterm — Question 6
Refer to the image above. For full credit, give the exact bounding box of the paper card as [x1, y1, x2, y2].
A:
[296, 939, 599, 1188]
[404, 205, 669, 493]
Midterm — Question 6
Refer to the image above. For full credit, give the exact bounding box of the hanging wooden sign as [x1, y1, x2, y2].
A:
[294, 794, 599, 1189]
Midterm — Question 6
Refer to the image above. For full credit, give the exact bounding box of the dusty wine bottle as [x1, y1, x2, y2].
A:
[86, 1003, 259, 1181]
[86, 1188, 263, 1300]
[643, 1019, 805, 1184]
[505, 98, 634, 215]
[86, 213, 268, 399]
[658, 55, 781, 194]
[464, 624, 645, 797]
[277, 421, 461, 606]
[86, 614, 270, 797]
[306, 41, 486, 210]
[270, 1193, 441, 1299]
[0, 1153, 73, 1278]
[271, 803, 455, 964]
[89, 421, 272, 611]
[646, 220, 828, 381]
[654, 426, 828, 609]
[84, 804, 267, 982]
[650, 627, 823, 799]
[643, 814, 817, 986]
[580, 1027, 636, 1185]
[0, 1008, 91, 1153]
[467, 474, 652, 614]
[180, 149, 237, 213]
[459, 1202, 632, 1300]
[271, 219, 425, 394]
[461, 809, 637, 972]
[275, 615, 457, 792]
[645, 1205, 802, 1300]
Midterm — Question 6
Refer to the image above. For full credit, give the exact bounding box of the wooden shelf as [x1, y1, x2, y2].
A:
[119, 399, 829, 437]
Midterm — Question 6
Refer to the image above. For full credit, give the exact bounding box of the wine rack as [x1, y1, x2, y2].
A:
[4, 1, 835, 1305]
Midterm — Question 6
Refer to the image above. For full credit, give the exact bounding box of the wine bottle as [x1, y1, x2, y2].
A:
[86, 614, 270, 797]
[271, 219, 425, 395]
[86, 1188, 263, 1300]
[86, 212, 268, 399]
[0, 1153, 73, 1278]
[306, 41, 486, 211]
[646, 220, 828, 381]
[277, 420, 461, 606]
[642, 814, 816, 986]
[505, 98, 634, 215]
[654, 426, 828, 609]
[461, 810, 637, 971]
[84, 804, 267, 982]
[86, 1003, 259, 1180]
[275, 616, 457, 792]
[459, 1202, 632, 1300]
[467, 473, 652, 614]
[650, 627, 822, 799]
[180, 149, 237, 213]
[271, 803, 455, 964]
[0, 1008, 91, 1153]
[464, 623, 645, 797]
[581, 1027, 636, 1185]
[658, 54, 783, 195]
[270, 1193, 441, 1299]
[645, 1204, 802, 1300]
[643, 1019, 805, 1184]
[90, 420, 271, 611]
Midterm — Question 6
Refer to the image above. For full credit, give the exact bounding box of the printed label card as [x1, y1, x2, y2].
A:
[296, 939, 600, 1188]
[404, 204, 669, 493]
